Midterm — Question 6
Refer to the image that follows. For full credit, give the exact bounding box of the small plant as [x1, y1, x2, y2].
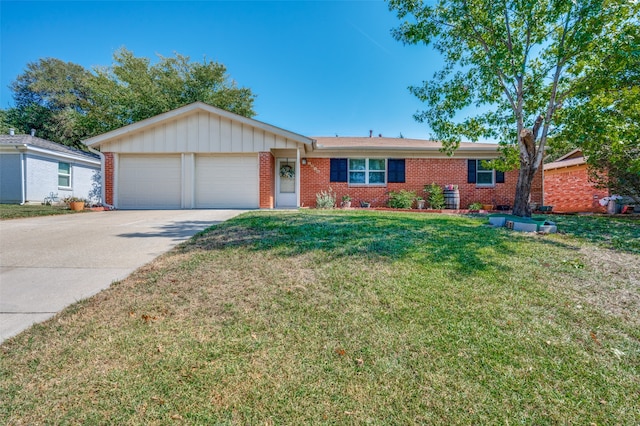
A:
[316, 188, 336, 209]
[342, 195, 352, 202]
[468, 202, 483, 210]
[424, 183, 445, 209]
[444, 184, 458, 191]
[388, 190, 416, 209]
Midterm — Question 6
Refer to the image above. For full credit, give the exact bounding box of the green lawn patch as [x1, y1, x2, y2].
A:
[0, 204, 83, 220]
[1, 210, 638, 424]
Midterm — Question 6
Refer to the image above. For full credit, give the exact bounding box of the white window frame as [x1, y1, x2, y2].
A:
[475, 160, 495, 187]
[348, 158, 386, 186]
[58, 162, 72, 189]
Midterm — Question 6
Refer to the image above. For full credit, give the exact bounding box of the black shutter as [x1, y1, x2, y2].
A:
[496, 170, 505, 183]
[330, 158, 348, 182]
[467, 159, 477, 183]
[388, 159, 406, 183]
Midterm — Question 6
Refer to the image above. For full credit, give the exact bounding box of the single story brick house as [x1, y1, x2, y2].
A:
[0, 132, 101, 204]
[543, 149, 608, 213]
[83, 102, 542, 210]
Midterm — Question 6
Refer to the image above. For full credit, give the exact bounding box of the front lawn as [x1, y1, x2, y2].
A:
[1, 210, 638, 424]
[0, 203, 83, 220]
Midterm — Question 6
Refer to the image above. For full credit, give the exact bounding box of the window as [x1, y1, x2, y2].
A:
[476, 160, 494, 185]
[467, 159, 505, 186]
[349, 159, 386, 185]
[330, 158, 405, 184]
[58, 162, 71, 188]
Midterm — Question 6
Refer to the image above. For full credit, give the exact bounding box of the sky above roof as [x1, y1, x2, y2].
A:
[1, 1, 449, 139]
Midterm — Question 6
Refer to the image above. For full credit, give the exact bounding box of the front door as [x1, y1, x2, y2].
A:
[276, 159, 297, 207]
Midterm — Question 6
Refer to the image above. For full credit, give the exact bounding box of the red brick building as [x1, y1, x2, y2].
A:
[543, 149, 608, 213]
[299, 137, 542, 210]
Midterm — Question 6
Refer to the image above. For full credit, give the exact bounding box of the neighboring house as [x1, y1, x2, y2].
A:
[83, 102, 543, 210]
[543, 149, 608, 213]
[0, 132, 101, 205]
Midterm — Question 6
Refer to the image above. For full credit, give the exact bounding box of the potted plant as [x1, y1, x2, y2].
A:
[360, 200, 371, 208]
[416, 196, 425, 209]
[63, 196, 86, 211]
[341, 194, 352, 208]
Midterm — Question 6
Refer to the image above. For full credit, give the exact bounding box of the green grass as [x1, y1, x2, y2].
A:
[1, 210, 639, 424]
[0, 203, 84, 220]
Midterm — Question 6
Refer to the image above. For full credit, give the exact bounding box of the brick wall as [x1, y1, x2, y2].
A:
[544, 164, 608, 212]
[103, 152, 114, 206]
[300, 158, 543, 209]
[259, 152, 275, 208]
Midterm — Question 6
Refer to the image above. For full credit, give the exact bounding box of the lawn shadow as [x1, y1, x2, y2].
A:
[179, 211, 522, 277]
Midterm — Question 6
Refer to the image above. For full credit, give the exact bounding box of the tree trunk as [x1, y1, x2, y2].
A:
[512, 166, 536, 217]
[512, 127, 539, 217]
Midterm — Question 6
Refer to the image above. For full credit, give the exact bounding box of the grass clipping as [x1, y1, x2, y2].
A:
[1, 211, 639, 424]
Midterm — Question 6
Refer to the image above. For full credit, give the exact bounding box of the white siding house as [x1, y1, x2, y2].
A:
[0, 133, 101, 204]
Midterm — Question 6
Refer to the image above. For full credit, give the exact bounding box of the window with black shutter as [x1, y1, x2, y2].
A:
[387, 159, 406, 183]
[330, 158, 348, 182]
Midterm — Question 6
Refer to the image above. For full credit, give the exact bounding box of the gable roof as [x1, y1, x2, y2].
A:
[543, 148, 586, 171]
[0, 134, 100, 162]
[83, 101, 313, 148]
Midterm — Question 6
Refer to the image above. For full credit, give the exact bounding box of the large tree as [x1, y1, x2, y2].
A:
[8, 49, 256, 148]
[82, 48, 256, 136]
[388, 0, 638, 217]
[9, 58, 92, 148]
[553, 10, 640, 202]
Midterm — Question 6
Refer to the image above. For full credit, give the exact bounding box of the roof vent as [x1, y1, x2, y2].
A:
[30, 129, 36, 136]
[9, 128, 15, 136]
[369, 130, 373, 138]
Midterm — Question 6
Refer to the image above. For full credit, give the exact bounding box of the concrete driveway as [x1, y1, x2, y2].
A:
[0, 209, 245, 343]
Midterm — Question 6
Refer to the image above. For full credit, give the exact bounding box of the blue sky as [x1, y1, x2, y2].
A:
[1, 1, 444, 139]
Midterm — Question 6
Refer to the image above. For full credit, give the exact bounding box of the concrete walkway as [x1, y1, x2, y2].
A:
[0, 209, 245, 343]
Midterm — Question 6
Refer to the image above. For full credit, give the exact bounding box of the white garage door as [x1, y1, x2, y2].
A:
[118, 155, 181, 209]
[195, 155, 259, 208]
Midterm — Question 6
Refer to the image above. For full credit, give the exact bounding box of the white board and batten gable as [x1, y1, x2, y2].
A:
[83, 102, 312, 210]
[83, 101, 313, 154]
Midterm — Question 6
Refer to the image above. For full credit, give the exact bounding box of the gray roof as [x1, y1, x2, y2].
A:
[0, 134, 100, 161]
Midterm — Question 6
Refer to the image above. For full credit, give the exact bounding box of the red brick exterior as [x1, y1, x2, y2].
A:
[544, 164, 608, 213]
[300, 158, 542, 209]
[103, 152, 114, 206]
[259, 152, 275, 208]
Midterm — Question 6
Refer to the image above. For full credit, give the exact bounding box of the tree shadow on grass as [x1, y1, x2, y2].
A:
[117, 221, 224, 242]
[179, 211, 521, 278]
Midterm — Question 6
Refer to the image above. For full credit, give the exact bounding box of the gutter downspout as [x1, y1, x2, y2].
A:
[14, 145, 27, 204]
[19, 149, 26, 205]
[87, 146, 115, 210]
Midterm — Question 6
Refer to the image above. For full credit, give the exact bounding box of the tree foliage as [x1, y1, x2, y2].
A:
[83, 48, 256, 135]
[5, 48, 256, 148]
[8, 58, 92, 148]
[388, 0, 638, 216]
[552, 11, 640, 202]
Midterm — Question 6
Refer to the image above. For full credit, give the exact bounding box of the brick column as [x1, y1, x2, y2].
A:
[259, 152, 274, 209]
[103, 152, 114, 206]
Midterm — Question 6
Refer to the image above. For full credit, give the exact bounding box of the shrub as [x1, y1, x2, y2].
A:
[316, 188, 336, 209]
[468, 202, 483, 210]
[388, 190, 416, 209]
[425, 183, 445, 209]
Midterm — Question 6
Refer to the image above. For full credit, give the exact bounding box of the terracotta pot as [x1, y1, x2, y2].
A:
[69, 201, 85, 211]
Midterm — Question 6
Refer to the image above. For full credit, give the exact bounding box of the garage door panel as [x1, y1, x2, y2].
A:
[195, 156, 258, 208]
[119, 155, 181, 209]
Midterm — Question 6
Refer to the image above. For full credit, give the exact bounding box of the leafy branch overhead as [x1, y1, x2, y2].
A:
[4, 48, 256, 149]
[388, 0, 638, 217]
